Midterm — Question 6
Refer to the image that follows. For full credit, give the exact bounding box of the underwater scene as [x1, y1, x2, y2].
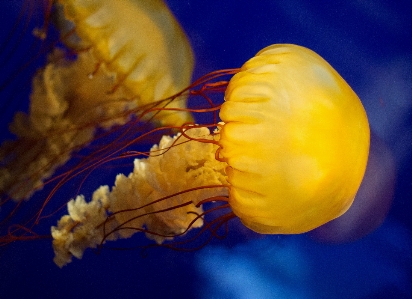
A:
[0, 1, 411, 298]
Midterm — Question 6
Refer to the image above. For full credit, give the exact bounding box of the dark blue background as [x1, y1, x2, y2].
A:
[0, 1, 411, 298]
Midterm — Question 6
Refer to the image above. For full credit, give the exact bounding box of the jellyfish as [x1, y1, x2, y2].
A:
[46, 44, 370, 267]
[0, 0, 194, 200]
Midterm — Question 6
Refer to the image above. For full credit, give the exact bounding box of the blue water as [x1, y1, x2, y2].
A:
[0, 1, 411, 298]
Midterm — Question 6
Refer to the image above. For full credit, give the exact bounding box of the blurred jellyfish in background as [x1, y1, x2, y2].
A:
[0, 0, 194, 201]
[0, 1, 411, 299]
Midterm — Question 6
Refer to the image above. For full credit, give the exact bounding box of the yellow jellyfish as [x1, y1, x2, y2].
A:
[49, 44, 369, 267]
[0, 0, 194, 200]
[220, 44, 369, 234]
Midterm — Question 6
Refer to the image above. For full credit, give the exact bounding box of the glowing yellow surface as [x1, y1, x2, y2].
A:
[219, 44, 370, 234]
